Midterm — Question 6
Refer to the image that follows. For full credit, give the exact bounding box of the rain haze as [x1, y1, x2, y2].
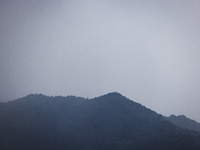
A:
[1, 0, 200, 122]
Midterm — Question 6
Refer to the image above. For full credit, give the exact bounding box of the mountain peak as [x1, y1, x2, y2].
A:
[102, 92, 123, 97]
[94, 92, 131, 103]
[26, 93, 47, 98]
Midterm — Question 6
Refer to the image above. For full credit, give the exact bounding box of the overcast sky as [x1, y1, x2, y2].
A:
[1, 0, 200, 122]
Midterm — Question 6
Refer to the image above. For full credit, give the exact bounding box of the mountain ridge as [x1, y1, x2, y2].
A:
[164, 114, 200, 132]
[0, 92, 200, 150]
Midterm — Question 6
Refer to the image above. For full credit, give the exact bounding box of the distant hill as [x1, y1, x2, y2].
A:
[164, 114, 200, 132]
[0, 92, 200, 150]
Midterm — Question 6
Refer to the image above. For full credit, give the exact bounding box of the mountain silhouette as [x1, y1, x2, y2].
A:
[0, 92, 200, 150]
[164, 114, 200, 132]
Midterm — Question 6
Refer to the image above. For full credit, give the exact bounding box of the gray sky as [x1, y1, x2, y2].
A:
[1, 0, 200, 122]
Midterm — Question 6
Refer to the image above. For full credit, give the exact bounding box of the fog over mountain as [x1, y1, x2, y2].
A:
[1, 0, 200, 122]
[0, 92, 200, 150]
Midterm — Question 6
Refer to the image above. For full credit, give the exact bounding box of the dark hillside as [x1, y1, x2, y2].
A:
[164, 114, 200, 132]
[0, 92, 200, 150]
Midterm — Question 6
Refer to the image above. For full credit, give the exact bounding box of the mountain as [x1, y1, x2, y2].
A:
[164, 115, 200, 132]
[0, 92, 200, 150]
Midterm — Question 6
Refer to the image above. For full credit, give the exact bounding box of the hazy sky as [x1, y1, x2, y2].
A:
[1, 0, 200, 122]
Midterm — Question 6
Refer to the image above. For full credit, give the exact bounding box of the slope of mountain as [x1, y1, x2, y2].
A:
[0, 92, 200, 150]
[164, 115, 200, 132]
